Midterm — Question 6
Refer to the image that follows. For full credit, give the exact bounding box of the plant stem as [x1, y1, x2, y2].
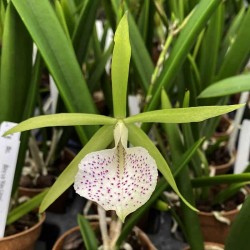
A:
[145, 10, 193, 105]
[145, 33, 173, 104]
[45, 128, 62, 167]
[97, 205, 110, 250]
[29, 136, 47, 176]
[110, 215, 123, 249]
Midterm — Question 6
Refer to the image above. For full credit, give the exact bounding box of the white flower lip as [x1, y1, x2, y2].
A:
[74, 122, 158, 222]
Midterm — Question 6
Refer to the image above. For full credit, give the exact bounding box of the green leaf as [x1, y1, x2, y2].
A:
[7, 189, 48, 225]
[161, 89, 185, 161]
[40, 125, 113, 212]
[217, 6, 250, 79]
[60, 0, 76, 35]
[144, 0, 222, 113]
[0, 2, 33, 123]
[161, 90, 204, 249]
[12, 54, 43, 194]
[72, 0, 99, 63]
[199, 73, 250, 98]
[77, 214, 99, 250]
[125, 104, 244, 124]
[127, 124, 197, 212]
[198, 3, 223, 87]
[218, 7, 245, 66]
[4, 114, 117, 135]
[11, 0, 97, 141]
[54, 0, 71, 41]
[191, 173, 250, 187]
[225, 196, 250, 250]
[128, 12, 154, 92]
[112, 13, 131, 118]
[88, 42, 114, 92]
[102, 0, 117, 31]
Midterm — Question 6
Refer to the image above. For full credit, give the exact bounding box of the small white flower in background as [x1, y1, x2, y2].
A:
[74, 121, 158, 222]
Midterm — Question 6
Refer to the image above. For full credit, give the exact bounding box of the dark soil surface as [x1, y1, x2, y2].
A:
[196, 187, 245, 213]
[20, 174, 56, 189]
[20, 148, 74, 189]
[206, 146, 231, 166]
[4, 212, 39, 237]
[215, 116, 231, 134]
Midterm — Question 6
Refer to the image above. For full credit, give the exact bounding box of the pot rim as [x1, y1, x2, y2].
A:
[53, 223, 157, 250]
[53, 225, 80, 250]
[209, 150, 236, 169]
[0, 212, 45, 242]
[19, 186, 46, 193]
[198, 207, 239, 216]
[184, 241, 225, 250]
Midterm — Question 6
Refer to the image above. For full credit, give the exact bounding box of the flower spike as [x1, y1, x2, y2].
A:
[74, 122, 158, 222]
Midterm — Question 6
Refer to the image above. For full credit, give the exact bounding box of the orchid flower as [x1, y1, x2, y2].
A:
[74, 121, 158, 222]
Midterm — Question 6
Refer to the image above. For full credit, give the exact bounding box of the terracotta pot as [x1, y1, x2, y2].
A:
[0, 213, 45, 250]
[209, 150, 235, 175]
[198, 208, 239, 244]
[18, 186, 69, 213]
[184, 242, 225, 250]
[19, 186, 45, 197]
[53, 222, 156, 250]
[19, 148, 75, 213]
[214, 116, 234, 138]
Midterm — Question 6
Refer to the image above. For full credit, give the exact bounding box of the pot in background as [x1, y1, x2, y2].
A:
[209, 151, 235, 175]
[19, 148, 75, 213]
[214, 116, 234, 138]
[53, 222, 157, 250]
[184, 242, 225, 250]
[0, 213, 45, 250]
[198, 208, 239, 244]
[18, 186, 69, 213]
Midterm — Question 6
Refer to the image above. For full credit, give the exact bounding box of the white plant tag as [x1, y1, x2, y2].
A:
[0, 122, 20, 238]
[234, 119, 250, 174]
[128, 95, 141, 116]
[49, 75, 58, 114]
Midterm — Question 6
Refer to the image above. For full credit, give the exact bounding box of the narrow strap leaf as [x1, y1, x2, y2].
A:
[199, 73, 250, 98]
[11, 0, 97, 141]
[77, 214, 99, 250]
[112, 13, 131, 118]
[144, 0, 222, 113]
[124, 104, 244, 124]
[4, 114, 117, 136]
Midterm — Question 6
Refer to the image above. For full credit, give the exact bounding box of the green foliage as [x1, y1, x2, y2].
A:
[77, 215, 99, 250]
[199, 74, 250, 98]
[225, 196, 250, 250]
[0, 2, 32, 123]
[11, 0, 98, 142]
[1, 0, 250, 247]
[112, 13, 131, 118]
[125, 104, 244, 124]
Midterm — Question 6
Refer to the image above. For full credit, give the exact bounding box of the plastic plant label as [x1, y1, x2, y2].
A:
[234, 119, 250, 174]
[0, 122, 20, 238]
[49, 75, 58, 114]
